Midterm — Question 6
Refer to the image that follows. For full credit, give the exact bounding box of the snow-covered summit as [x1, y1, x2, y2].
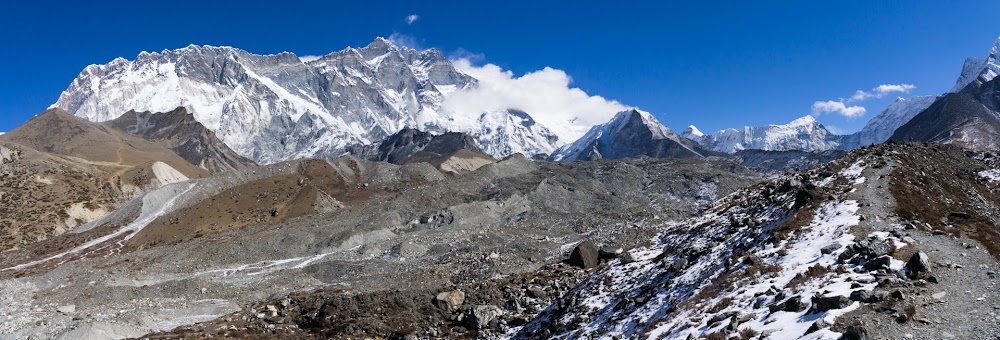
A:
[952, 36, 1000, 92]
[550, 109, 704, 161]
[51, 38, 563, 164]
[682, 125, 704, 138]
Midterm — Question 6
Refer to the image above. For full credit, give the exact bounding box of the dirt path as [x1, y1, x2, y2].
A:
[843, 158, 1000, 339]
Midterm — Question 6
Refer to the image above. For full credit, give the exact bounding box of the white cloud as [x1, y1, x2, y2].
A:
[406, 14, 419, 25]
[849, 83, 916, 102]
[388, 32, 422, 50]
[298, 55, 321, 63]
[811, 100, 866, 118]
[442, 58, 630, 142]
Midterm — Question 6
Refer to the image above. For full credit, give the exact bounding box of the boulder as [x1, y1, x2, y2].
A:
[905, 251, 930, 276]
[793, 188, 824, 209]
[805, 319, 830, 335]
[434, 290, 465, 312]
[864, 255, 892, 271]
[811, 295, 850, 312]
[670, 258, 689, 271]
[866, 291, 889, 303]
[468, 305, 504, 330]
[849, 290, 870, 302]
[769, 295, 806, 313]
[820, 244, 840, 255]
[841, 325, 870, 340]
[598, 247, 623, 260]
[568, 241, 600, 269]
[57, 305, 76, 314]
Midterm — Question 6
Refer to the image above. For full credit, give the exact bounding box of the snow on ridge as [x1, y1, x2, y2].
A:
[515, 156, 903, 339]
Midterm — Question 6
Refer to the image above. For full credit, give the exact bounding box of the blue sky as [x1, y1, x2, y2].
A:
[1, 1, 999, 134]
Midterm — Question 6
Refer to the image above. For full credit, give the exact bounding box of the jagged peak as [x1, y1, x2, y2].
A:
[952, 36, 1000, 92]
[683, 125, 705, 137]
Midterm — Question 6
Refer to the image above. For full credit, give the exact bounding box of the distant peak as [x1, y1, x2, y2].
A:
[683, 125, 705, 137]
[789, 115, 817, 125]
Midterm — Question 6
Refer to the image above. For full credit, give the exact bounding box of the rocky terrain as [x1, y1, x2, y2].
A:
[0, 107, 250, 253]
[513, 143, 1000, 339]
[0, 153, 762, 339]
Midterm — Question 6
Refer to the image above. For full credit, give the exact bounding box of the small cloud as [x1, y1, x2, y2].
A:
[849, 83, 916, 102]
[299, 55, 321, 63]
[406, 14, 419, 25]
[811, 100, 866, 118]
[448, 48, 485, 64]
[388, 32, 422, 50]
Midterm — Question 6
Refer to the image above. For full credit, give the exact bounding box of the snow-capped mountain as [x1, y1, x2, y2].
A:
[682, 116, 840, 153]
[951, 37, 1000, 92]
[890, 76, 1000, 150]
[837, 95, 937, 149]
[52, 38, 562, 164]
[550, 109, 705, 161]
[686, 37, 1000, 154]
[888, 36, 1000, 150]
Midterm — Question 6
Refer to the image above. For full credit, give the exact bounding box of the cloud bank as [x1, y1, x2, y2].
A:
[388, 33, 422, 50]
[849, 83, 916, 102]
[811, 100, 866, 118]
[813, 83, 916, 118]
[442, 58, 629, 142]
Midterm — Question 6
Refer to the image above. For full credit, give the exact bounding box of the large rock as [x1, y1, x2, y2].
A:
[568, 240, 600, 269]
[811, 295, 851, 312]
[769, 295, 807, 313]
[434, 290, 465, 312]
[841, 325, 870, 340]
[905, 251, 930, 276]
[864, 255, 893, 271]
[468, 305, 504, 330]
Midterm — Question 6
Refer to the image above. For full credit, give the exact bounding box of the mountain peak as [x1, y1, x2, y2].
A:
[683, 125, 705, 137]
[364, 36, 398, 51]
[951, 37, 1000, 92]
[788, 115, 817, 126]
[550, 109, 704, 161]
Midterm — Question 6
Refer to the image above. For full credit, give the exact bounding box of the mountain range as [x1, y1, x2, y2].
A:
[49, 37, 1000, 164]
[683, 37, 1000, 154]
[52, 38, 563, 164]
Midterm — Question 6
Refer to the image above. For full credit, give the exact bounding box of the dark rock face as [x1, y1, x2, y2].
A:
[568, 240, 600, 269]
[890, 76, 1000, 150]
[349, 127, 484, 164]
[108, 107, 256, 173]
